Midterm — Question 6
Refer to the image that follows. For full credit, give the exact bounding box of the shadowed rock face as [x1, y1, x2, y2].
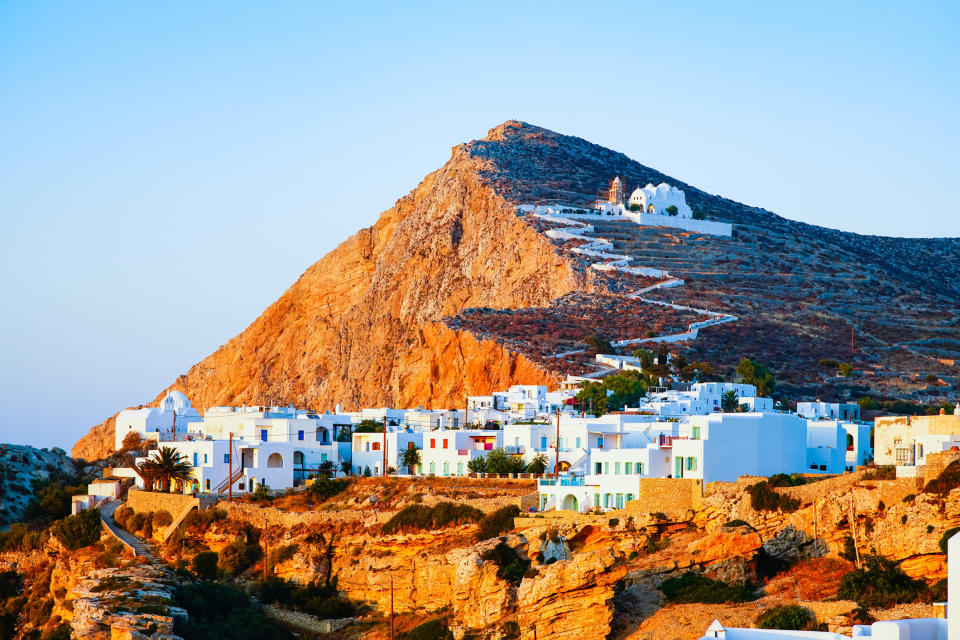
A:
[74, 121, 960, 460]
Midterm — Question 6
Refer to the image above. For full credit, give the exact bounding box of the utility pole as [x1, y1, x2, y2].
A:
[263, 513, 269, 583]
[851, 324, 855, 357]
[171, 411, 176, 443]
[555, 407, 560, 476]
[533, 624, 537, 640]
[849, 497, 861, 569]
[228, 432, 233, 502]
[390, 575, 395, 640]
[382, 420, 387, 477]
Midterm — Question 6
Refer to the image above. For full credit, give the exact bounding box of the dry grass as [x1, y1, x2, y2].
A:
[764, 558, 855, 600]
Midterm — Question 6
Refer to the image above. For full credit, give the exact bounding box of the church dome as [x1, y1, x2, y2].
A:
[161, 390, 191, 412]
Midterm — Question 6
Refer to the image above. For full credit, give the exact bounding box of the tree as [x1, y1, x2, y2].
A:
[665, 205, 679, 216]
[485, 449, 525, 475]
[339, 460, 352, 476]
[839, 362, 853, 377]
[467, 457, 487, 473]
[721, 390, 740, 413]
[121, 431, 143, 451]
[632, 348, 653, 371]
[576, 381, 609, 416]
[692, 208, 706, 220]
[143, 447, 193, 493]
[52, 508, 102, 551]
[526, 454, 548, 475]
[736, 358, 776, 397]
[353, 419, 384, 433]
[582, 334, 613, 354]
[401, 447, 421, 474]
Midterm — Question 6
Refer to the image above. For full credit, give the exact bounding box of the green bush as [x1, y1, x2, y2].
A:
[51, 508, 101, 551]
[256, 576, 355, 619]
[403, 618, 453, 640]
[836, 555, 927, 608]
[748, 482, 800, 513]
[476, 506, 520, 541]
[767, 473, 807, 488]
[218, 537, 262, 576]
[113, 505, 133, 529]
[381, 502, 483, 535]
[191, 551, 219, 580]
[484, 449, 526, 475]
[939, 528, 959, 554]
[658, 572, 755, 604]
[308, 477, 349, 501]
[480, 541, 530, 584]
[174, 582, 293, 640]
[722, 519, 751, 529]
[153, 510, 173, 528]
[756, 605, 815, 630]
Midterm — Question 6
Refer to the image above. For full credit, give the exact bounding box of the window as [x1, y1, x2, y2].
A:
[238, 482, 244, 491]
[604, 493, 612, 508]
[604, 462, 610, 474]
[260, 429, 268, 442]
[692, 426, 700, 440]
[372, 442, 380, 451]
[810, 464, 818, 470]
[321, 453, 328, 462]
[686, 457, 697, 471]
[443, 462, 450, 476]
[626, 493, 634, 502]
[442, 439, 448, 449]
[429, 462, 436, 475]
[408, 442, 415, 450]
[457, 462, 463, 475]
[576, 437, 581, 448]
[203, 454, 208, 464]
[298, 430, 304, 441]
[594, 493, 600, 507]
[616, 493, 624, 509]
[193, 453, 198, 466]
[453, 418, 459, 429]
[598, 436, 604, 449]
[625, 462, 632, 474]
[819, 464, 826, 471]
[637, 462, 643, 475]
[614, 462, 621, 475]
[224, 453, 230, 464]
[559, 437, 565, 450]
[595, 462, 602, 474]
[540, 436, 547, 449]
[430, 438, 436, 448]
[205, 479, 210, 491]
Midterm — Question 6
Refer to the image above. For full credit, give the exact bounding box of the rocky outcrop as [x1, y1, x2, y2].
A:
[0, 444, 81, 525]
[70, 566, 184, 640]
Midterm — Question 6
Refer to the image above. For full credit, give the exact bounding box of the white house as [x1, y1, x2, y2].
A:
[114, 391, 202, 450]
[797, 401, 860, 422]
[419, 428, 502, 477]
[351, 429, 423, 476]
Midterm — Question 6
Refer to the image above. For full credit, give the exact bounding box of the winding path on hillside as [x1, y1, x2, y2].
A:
[529, 208, 738, 375]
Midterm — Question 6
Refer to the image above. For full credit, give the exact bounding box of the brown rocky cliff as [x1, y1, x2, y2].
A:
[74, 126, 583, 460]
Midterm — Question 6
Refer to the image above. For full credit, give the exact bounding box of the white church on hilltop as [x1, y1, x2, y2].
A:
[592, 177, 732, 237]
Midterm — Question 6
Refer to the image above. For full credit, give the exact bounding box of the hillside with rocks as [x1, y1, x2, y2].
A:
[74, 121, 960, 460]
[0, 444, 81, 526]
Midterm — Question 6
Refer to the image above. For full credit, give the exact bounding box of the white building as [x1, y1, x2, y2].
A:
[628, 182, 693, 218]
[419, 428, 502, 477]
[114, 391, 202, 450]
[797, 401, 860, 422]
[351, 429, 423, 476]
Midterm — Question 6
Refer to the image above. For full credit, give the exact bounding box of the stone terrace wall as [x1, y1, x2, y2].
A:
[127, 490, 198, 517]
[925, 449, 960, 485]
[774, 472, 918, 505]
[622, 478, 702, 516]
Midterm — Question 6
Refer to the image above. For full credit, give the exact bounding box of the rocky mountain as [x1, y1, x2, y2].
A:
[0, 444, 81, 525]
[74, 121, 960, 459]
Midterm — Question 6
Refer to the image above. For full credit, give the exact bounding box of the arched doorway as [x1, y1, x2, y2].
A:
[647, 204, 655, 213]
[557, 461, 571, 472]
[267, 453, 283, 468]
[562, 494, 579, 511]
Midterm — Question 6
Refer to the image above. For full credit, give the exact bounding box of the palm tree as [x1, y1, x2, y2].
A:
[124, 452, 157, 492]
[145, 447, 193, 493]
[526, 454, 548, 475]
[721, 390, 740, 413]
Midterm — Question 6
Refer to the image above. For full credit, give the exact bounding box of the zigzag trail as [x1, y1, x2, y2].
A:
[527, 207, 738, 376]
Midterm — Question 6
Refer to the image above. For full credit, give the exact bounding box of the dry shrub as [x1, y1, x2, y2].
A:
[764, 558, 855, 600]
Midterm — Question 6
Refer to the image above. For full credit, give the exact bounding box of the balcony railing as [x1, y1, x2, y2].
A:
[538, 476, 585, 487]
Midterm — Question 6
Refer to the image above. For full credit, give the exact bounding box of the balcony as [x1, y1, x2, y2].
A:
[538, 476, 585, 487]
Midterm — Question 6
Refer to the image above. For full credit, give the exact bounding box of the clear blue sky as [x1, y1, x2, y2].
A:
[1, 1, 957, 450]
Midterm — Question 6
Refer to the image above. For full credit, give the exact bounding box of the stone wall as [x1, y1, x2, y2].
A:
[622, 478, 702, 516]
[924, 449, 960, 485]
[516, 491, 540, 512]
[127, 489, 198, 516]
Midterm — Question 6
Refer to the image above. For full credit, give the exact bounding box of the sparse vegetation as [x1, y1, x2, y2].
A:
[381, 502, 483, 534]
[658, 572, 756, 604]
[476, 505, 520, 541]
[747, 481, 800, 512]
[51, 508, 102, 550]
[173, 582, 293, 640]
[756, 605, 816, 630]
[257, 576, 356, 619]
[836, 554, 928, 608]
[480, 541, 530, 584]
